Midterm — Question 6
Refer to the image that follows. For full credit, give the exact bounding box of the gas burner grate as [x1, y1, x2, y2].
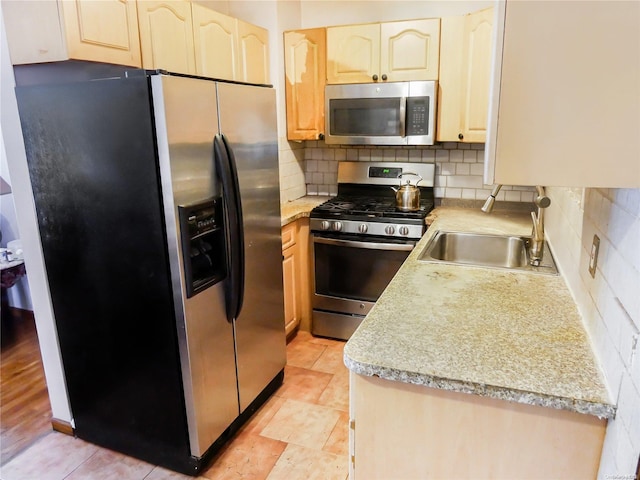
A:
[311, 196, 434, 222]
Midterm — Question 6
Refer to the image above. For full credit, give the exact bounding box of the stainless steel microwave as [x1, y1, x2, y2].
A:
[325, 81, 437, 145]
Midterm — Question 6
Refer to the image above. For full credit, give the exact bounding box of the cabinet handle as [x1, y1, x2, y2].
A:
[372, 74, 378, 81]
[381, 74, 387, 81]
[318, 133, 325, 141]
[458, 133, 464, 140]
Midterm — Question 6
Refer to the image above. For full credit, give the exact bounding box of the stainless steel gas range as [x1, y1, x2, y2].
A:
[310, 161, 435, 340]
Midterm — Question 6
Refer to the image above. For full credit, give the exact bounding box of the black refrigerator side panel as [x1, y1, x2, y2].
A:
[16, 78, 193, 467]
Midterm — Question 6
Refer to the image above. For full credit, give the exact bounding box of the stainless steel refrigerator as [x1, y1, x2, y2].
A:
[15, 72, 286, 475]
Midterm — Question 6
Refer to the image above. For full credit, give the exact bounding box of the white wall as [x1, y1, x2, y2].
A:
[0, 133, 32, 309]
[299, 0, 493, 28]
[0, 6, 72, 423]
[546, 187, 640, 478]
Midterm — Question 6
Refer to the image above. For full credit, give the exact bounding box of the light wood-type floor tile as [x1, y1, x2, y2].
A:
[0, 431, 98, 480]
[260, 398, 341, 451]
[322, 411, 349, 456]
[275, 365, 333, 403]
[317, 369, 350, 412]
[284, 337, 326, 369]
[303, 331, 344, 348]
[266, 443, 348, 480]
[145, 465, 209, 480]
[202, 431, 287, 480]
[240, 393, 286, 436]
[65, 447, 154, 480]
[311, 342, 347, 375]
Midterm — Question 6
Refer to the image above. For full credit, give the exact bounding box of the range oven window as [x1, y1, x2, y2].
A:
[329, 98, 401, 137]
[313, 235, 412, 302]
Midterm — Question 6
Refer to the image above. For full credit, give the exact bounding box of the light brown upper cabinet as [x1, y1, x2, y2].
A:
[326, 19, 440, 84]
[3, 0, 142, 67]
[284, 28, 326, 141]
[192, 4, 238, 80]
[137, 0, 196, 75]
[137, 1, 269, 83]
[485, 1, 640, 187]
[236, 19, 270, 85]
[437, 7, 493, 143]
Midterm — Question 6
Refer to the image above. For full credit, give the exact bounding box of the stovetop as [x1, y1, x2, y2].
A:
[309, 162, 436, 239]
[311, 195, 434, 222]
[310, 192, 434, 240]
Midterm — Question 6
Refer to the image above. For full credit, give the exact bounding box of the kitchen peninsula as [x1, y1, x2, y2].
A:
[344, 206, 614, 479]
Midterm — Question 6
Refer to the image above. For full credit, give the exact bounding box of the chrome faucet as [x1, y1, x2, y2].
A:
[481, 184, 503, 213]
[529, 186, 551, 266]
[481, 185, 551, 266]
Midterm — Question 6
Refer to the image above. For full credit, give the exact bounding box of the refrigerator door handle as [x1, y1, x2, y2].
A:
[213, 134, 245, 322]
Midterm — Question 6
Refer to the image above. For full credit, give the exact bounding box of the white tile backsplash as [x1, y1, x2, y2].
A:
[299, 141, 537, 203]
[546, 186, 640, 479]
[278, 138, 307, 204]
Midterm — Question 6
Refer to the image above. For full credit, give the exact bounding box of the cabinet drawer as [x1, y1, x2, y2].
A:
[282, 223, 297, 251]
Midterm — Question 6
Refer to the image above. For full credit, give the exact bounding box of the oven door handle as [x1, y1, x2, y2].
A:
[313, 236, 415, 251]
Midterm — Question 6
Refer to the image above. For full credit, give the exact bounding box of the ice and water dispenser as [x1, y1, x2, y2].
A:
[178, 199, 226, 298]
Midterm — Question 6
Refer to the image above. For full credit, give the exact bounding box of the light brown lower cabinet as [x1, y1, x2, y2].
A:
[349, 372, 606, 479]
[282, 219, 311, 337]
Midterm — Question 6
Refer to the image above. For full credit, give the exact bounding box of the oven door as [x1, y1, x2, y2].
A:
[311, 233, 415, 338]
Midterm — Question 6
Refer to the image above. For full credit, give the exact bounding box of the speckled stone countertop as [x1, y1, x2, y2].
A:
[344, 206, 615, 419]
[281, 195, 331, 226]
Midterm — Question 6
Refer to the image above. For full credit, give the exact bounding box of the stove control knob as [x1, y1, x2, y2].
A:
[399, 226, 410, 236]
[321, 221, 331, 231]
[332, 222, 343, 232]
[358, 224, 368, 233]
[385, 225, 395, 235]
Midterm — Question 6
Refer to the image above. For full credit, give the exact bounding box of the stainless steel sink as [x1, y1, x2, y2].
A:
[417, 230, 558, 275]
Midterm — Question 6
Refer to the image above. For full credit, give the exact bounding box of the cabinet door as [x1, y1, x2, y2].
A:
[282, 223, 299, 335]
[327, 23, 380, 84]
[459, 8, 492, 143]
[486, 1, 640, 187]
[437, 8, 492, 143]
[380, 19, 440, 82]
[61, 0, 142, 67]
[192, 4, 238, 81]
[2, 0, 140, 66]
[282, 246, 299, 336]
[436, 15, 465, 142]
[137, 0, 196, 75]
[2, 0, 67, 64]
[236, 19, 270, 85]
[284, 28, 326, 141]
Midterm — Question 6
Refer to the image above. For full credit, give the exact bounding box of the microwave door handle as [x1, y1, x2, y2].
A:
[399, 97, 407, 137]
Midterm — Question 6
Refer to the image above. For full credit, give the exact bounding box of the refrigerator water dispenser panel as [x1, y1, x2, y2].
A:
[179, 198, 226, 298]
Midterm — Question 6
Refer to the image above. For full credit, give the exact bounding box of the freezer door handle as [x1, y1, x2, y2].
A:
[213, 134, 245, 322]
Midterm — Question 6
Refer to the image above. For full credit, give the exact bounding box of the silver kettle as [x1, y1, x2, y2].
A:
[391, 172, 423, 212]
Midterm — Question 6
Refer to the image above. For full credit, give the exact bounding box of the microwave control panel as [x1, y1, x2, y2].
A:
[406, 97, 429, 136]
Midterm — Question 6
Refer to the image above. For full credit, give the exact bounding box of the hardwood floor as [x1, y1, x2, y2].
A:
[0, 320, 349, 479]
[0, 310, 53, 465]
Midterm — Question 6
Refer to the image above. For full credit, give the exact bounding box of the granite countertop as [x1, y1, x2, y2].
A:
[344, 206, 615, 419]
[281, 195, 332, 226]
